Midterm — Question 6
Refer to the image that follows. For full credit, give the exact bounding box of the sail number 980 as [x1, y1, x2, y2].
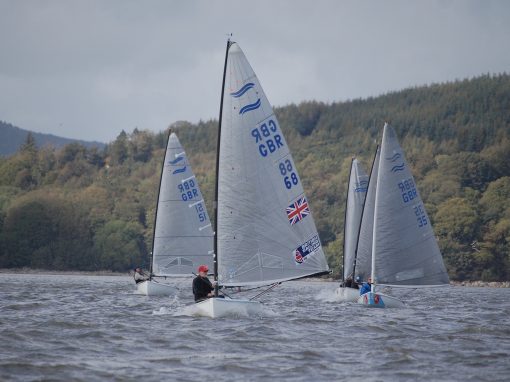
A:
[398, 178, 418, 203]
[279, 159, 299, 189]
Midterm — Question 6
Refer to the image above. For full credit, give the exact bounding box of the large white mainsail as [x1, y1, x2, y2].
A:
[217, 42, 330, 287]
[371, 123, 449, 287]
[343, 158, 368, 281]
[354, 146, 380, 283]
[151, 132, 213, 277]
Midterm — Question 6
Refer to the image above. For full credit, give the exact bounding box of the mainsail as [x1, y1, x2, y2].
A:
[372, 123, 449, 286]
[342, 158, 368, 281]
[151, 132, 213, 277]
[216, 42, 330, 287]
[354, 146, 380, 283]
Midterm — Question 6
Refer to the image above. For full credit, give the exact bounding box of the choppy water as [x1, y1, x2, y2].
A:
[0, 273, 509, 382]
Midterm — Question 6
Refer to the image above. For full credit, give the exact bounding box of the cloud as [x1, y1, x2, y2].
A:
[0, 0, 509, 142]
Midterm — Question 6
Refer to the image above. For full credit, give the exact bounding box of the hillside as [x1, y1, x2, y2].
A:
[0, 121, 105, 157]
[0, 73, 509, 281]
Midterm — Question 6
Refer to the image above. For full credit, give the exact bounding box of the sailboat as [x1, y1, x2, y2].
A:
[136, 132, 214, 296]
[195, 40, 330, 318]
[335, 157, 368, 302]
[356, 123, 449, 308]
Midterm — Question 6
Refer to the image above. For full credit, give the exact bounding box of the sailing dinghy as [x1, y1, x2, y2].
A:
[136, 132, 214, 296]
[195, 40, 330, 318]
[335, 158, 368, 302]
[356, 123, 449, 308]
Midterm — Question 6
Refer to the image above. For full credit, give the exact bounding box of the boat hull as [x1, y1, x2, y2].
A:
[135, 280, 175, 296]
[335, 287, 360, 302]
[194, 297, 264, 318]
[357, 291, 405, 308]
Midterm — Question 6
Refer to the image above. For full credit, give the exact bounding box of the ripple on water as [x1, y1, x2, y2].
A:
[1, 274, 509, 382]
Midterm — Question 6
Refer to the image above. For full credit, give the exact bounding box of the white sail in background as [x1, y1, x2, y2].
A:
[343, 158, 368, 281]
[217, 42, 330, 287]
[372, 124, 449, 286]
[354, 146, 380, 283]
[152, 132, 213, 277]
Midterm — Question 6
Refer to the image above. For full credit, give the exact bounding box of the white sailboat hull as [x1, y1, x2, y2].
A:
[335, 287, 361, 302]
[135, 280, 175, 296]
[194, 297, 264, 318]
[357, 291, 405, 308]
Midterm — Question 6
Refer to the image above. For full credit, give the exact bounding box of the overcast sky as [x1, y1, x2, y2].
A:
[1, 0, 509, 143]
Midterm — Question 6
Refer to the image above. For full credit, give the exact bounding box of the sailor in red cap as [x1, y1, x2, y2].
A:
[192, 264, 215, 302]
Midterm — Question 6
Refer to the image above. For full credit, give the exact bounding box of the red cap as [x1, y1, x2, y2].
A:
[198, 265, 209, 273]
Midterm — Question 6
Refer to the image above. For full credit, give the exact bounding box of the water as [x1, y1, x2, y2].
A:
[1, 273, 509, 382]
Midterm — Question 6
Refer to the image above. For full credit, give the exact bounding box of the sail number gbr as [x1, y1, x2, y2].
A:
[177, 179, 199, 201]
[251, 118, 284, 157]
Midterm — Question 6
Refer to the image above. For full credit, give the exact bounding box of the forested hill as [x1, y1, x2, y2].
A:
[0, 121, 105, 157]
[0, 73, 509, 281]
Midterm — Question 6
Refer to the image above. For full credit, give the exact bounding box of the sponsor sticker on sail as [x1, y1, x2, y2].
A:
[293, 234, 321, 264]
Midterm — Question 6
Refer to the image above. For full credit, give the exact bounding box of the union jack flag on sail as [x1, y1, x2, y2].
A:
[286, 196, 310, 225]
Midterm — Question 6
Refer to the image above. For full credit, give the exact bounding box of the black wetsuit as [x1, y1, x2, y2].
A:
[192, 276, 214, 302]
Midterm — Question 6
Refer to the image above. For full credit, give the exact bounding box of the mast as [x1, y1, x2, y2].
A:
[213, 38, 232, 297]
[341, 157, 355, 283]
[352, 145, 378, 282]
[371, 127, 386, 293]
[149, 129, 172, 279]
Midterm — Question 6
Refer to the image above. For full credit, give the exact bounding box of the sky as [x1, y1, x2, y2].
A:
[1, 0, 509, 143]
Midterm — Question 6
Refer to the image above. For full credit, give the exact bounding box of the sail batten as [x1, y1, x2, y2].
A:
[217, 42, 329, 286]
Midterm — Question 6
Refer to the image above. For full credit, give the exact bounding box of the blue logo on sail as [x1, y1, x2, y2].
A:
[386, 153, 402, 162]
[172, 166, 187, 174]
[391, 163, 405, 173]
[239, 98, 261, 115]
[168, 156, 184, 165]
[355, 180, 368, 192]
[293, 235, 321, 264]
[230, 82, 255, 98]
[169, 155, 186, 174]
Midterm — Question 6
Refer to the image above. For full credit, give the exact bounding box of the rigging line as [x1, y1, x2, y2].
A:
[249, 282, 281, 301]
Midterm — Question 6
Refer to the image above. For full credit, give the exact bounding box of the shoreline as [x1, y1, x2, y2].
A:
[1, 269, 509, 287]
[0, 268, 128, 276]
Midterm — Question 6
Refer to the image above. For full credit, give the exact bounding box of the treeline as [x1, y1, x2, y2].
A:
[0, 73, 509, 280]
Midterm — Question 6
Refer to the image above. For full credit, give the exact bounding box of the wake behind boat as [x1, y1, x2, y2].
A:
[195, 40, 330, 318]
[136, 132, 214, 296]
[356, 123, 449, 308]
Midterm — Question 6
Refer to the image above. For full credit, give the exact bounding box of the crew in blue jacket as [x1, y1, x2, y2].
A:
[359, 277, 372, 295]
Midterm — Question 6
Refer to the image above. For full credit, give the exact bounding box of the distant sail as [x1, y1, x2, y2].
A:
[152, 133, 213, 276]
[217, 43, 330, 287]
[343, 158, 368, 280]
[373, 124, 449, 286]
[354, 146, 380, 283]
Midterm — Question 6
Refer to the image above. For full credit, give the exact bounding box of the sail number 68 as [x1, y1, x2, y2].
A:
[279, 159, 299, 189]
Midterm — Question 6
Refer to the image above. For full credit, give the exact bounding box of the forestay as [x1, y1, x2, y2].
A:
[152, 133, 213, 277]
[373, 124, 449, 286]
[354, 147, 380, 283]
[343, 158, 368, 280]
[217, 43, 330, 287]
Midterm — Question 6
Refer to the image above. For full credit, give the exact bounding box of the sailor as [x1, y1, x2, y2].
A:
[133, 267, 148, 284]
[359, 277, 372, 295]
[192, 265, 216, 302]
[347, 276, 359, 289]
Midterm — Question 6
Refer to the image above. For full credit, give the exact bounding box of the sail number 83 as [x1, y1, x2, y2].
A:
[279, 159, 299, 189]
